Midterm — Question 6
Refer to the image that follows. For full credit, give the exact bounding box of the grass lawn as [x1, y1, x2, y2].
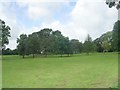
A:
[2, 53, 118, 88]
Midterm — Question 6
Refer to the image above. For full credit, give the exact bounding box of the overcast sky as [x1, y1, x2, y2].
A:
[0, 0, 118, 50]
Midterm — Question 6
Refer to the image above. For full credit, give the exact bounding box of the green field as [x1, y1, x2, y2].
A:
[2, 53, 118, 88]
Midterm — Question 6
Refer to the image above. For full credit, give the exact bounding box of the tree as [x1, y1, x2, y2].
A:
[106, 0, 120, 9]
[0, 19, 11, 50]
[2, 48, 12, 55]
[101, 41, 112, 52]
[27, 33, 40, 58]
[94, 31, 113, 52]
[36, 28, 53, 56]
[62, 37, 71, 56]
[94, 38, 104, 52]
[16, 28, 87, 58]
[106, 1, 120, 52]
[17, 34, 27, 58]
[53, 34, 70, 56]
[79, 42, 83, 53]
[52, 30, 62, 37]
[84, 34, 96, 55]
[2, 48, 18, 55]
[70, 39, 81, 54]
[52, 30, 63, 55]
[12, 49, 18, 55]
[112, 20, 120, 52]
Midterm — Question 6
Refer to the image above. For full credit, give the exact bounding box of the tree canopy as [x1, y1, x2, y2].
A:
[112, 20, 120, 52]
[94, 31, 113, 52]
[17, 34, 27, 58]
[84, 34, 96, 54]
[106, 0, 120, 9]
[0, 19, 11, 50]
[17, 28, 72, 58]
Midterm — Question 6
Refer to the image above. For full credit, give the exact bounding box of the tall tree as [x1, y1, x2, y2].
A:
[17, 34, 27, 58]
[106, 0, 120, 52]
[84, 34, 96, 55]
[94, 38, 103, 52]
[112, 20, 120, 52]
[94, 31, 113, 52]
[52, 30, 63, 55]
[70, 39, 81, 54]
[27, 33, 40, 58]
[37, 28, 53, 56]
[62, 37, 71, 56]
[60, 37, 70, 56]
[0, 19, 11, 50]
[54, 35, 70, 56]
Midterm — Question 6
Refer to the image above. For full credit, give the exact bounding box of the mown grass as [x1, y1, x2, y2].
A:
[2, 53, 118, 88]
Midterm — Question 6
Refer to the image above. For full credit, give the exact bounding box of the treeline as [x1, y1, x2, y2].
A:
[16, 28, 95, 58]
[1, 1, 120, 57]
[94, 20, 120, 53]
[2, 20, 120, 58]
[2, 48, 18, 55]
[16, 20, 120, 58]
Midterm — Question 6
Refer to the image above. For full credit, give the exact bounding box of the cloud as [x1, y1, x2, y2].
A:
[0, 2, 21, 49]
[70, 0, 118, 40]
[16, 0, 70, 20]
[27, 5, 50, 20]
[16, 20, 88, 43]
[39, 0, 118, 42]
[38, 20, 88, 42]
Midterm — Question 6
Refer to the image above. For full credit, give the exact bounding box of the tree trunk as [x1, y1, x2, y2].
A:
[67, 54, 70, 57]
[45, 54, 47, 57]
[22, 55, 24, 58]
[33, 54, 35, 58]
[87, 52, 89, 55]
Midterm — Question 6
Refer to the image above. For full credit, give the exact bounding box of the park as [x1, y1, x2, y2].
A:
[0, 0, 120, 89]
[2, 53, 118, 88]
